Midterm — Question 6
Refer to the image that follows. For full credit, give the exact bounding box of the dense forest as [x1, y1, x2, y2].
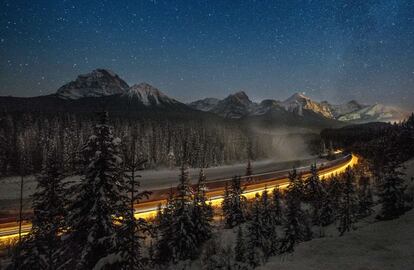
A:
[0, 111, 280, 176]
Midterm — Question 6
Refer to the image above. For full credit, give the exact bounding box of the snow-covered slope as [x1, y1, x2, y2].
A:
[210, 91, 257, 118]
[188, 98, 220, 111]
[338, 103, 407, 123]
[123, 82, 178, 106]
[281, 92, 333, 118]
[322, 100, 367, 118]
[56, 69, 129, 99]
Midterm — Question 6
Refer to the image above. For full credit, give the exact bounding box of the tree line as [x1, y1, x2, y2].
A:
[0, 112, 276, 176]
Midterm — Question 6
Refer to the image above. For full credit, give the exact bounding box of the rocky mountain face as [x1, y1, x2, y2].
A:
[188, 98, 220, 112]
[56, 69, 129, 99]
[123, 83, 179, 106]
[189, 91, 408, 124]
[210, 91, 256, 118]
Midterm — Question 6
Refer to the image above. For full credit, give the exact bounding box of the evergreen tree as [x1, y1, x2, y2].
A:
[155, 189, 175, 265]
[247, 198, 262, 267]
[234, 226, 247, 265]
[10, 146, 68, 270]
[357, 175, 374, 218]
[259, 188, 274, 258]
[118, 130, 151, 270]
[304, 164, 325, 225]
[377, 162, 407, 220]
[337, 167, 358, 236]
[193, 168, 213, 245]
[170, 164, 198, 261]
[318, 190, 335, 228]
[222, 176, 246, 228]
[327, 174, 343, 217]
[60, 112, 126, 269]
[280, 168, 312, 253]
[270, 186, 283, 226]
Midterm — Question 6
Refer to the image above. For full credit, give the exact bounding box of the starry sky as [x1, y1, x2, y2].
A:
[0, 0, 413, 109]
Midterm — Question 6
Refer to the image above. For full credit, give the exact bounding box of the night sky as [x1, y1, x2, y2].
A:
[1, 0, 413, 109]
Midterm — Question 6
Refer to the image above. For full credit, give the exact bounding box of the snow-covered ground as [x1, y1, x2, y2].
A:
[258, 158, 414, 270]
[260, 209, 414, 270]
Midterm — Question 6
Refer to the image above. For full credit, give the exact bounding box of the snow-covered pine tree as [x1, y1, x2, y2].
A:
[170, 164, 198, 261]
[279, 168, 312, 253]
[270, 186, 283, 226]
[377, 161, 407, 220]
[223, 176, 246, 228]
[155, 189, 175, 265]
[60, 112, 126, 269]
[118, 130, 151, 270]
[318, 190, 335, 228]
[193, 169, 213, 245]
[304, 163, 325, 225]
[337, 167, 358, 236]
[327, 174, 343, 217]
[234, 226, 247, 266]
[247, 197, 262, 267]
[268, 186, 282, 255]
[10, 145, 68, 270]
[357, 174, 374, 218]
[259, 188, 274, 258]
[222, 181, 232, 226]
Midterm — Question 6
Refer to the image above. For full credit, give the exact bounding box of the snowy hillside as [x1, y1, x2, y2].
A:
[123, 82, 179, 106]
[338, 103, 407, 123]
[260, 209, 414, 270]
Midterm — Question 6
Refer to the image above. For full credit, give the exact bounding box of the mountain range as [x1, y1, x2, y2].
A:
[0, 68, 408, 126]
[189, 90, 408, 124]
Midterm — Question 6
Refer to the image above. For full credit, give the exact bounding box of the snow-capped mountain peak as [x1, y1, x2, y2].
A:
[282, 92, 333, 118]
[56, 69, 129, 99]
[124, 82, 177, 106]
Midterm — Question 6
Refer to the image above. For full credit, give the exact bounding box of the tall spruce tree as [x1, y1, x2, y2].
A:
[234, 226, 247, 266]
[377, 162, 407, 220]
[193, 168, 213, 245]
[270, 186, 283, 226]
[357, 174, 374, 218]
[170, 164, 198, 261]
[61, 112, 126, 269]
[337, 167, 358, 236]
[247, 196, 262, 267]
[304, 164, 325, 225]
[155, 189, 175, 265]
[327, 174, 343, 217]
[222, 176, 246, 228]
[10, 146, 68, 270]
[280, 168, 312, 253]
[118, 130, 151, 270]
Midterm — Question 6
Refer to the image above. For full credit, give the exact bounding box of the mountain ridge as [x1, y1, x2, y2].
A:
[0, 68, 409, 125]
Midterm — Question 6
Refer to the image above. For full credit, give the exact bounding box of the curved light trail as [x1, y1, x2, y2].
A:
[0, 154, 358, 243]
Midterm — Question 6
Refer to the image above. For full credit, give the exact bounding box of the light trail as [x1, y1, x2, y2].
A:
[0, 154, 358, 243]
